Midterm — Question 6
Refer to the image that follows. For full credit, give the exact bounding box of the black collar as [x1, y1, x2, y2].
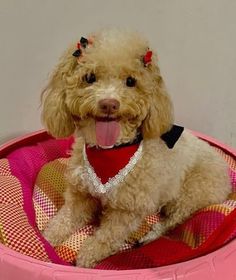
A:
[161, 125, 184, 149]
[113, 125, 184, 150]
[112, 134, 143, 149]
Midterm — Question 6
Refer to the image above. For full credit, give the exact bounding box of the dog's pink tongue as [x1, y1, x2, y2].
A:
[96, 121, 120, 148]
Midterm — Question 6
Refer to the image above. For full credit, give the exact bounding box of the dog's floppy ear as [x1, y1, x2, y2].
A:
[141, 69, 174, 139]
[41, 47, 77, 138]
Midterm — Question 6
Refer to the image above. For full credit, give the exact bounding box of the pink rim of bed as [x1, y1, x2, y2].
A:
[0, 129, 236, 280]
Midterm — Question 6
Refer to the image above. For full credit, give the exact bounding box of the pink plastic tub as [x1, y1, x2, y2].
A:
[0, 130, 236, 280]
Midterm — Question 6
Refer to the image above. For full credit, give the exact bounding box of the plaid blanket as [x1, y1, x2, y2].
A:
[0, 137, 236, 269]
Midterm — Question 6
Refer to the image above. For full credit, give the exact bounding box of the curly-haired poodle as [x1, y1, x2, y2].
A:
[41, 29, 231, 268]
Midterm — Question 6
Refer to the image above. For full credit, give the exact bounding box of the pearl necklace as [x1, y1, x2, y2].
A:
[82, 141, 143, 194]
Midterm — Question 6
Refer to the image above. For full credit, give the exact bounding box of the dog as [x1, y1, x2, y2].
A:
[41, 29, 231, 268]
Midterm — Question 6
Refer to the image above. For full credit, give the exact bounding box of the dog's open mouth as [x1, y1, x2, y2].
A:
[95, 116, 120, 149]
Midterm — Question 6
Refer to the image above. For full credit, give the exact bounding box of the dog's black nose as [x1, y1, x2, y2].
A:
[98, 99, 120, 114]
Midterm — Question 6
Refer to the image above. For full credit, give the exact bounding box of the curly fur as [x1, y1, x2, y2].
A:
[41, 29, 231, 268]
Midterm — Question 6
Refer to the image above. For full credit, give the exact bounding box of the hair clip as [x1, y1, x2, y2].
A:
[80, 37, 89, 48]
[143, 50, 153, 67]
[72, 48, 82, 57]
[72, 37, 92, 58]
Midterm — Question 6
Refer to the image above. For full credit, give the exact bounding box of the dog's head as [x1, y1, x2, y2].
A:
[41, 30, 174, 148]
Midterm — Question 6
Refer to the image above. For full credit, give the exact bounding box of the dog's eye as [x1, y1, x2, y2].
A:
[126, 76, 136, 87]
[84, 73, 96, 84]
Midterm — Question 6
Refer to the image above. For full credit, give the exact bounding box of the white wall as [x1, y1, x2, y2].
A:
[0, 0, 235, 146]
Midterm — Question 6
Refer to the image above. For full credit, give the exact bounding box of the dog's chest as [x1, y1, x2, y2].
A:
[75, 142, 143, 199]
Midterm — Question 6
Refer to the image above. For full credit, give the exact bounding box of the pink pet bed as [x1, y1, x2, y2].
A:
[0, 130, 236, 280]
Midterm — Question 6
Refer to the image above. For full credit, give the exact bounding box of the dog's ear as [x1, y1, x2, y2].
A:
[41, 47, 77, 138]
[141, 69, 174, 139]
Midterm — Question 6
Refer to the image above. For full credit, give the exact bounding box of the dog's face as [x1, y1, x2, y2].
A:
[42, 30, 173, 147]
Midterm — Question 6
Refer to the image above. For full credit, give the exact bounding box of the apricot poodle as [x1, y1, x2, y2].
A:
[41, 29, 231, 268]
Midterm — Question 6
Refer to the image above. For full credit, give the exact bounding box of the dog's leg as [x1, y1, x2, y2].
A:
[139, 192, 199, 244]
[139, 202, 192, 244]
[76, 208, 145, 268]
[140, 164, 230, 244]
[43, 188, 98, 246]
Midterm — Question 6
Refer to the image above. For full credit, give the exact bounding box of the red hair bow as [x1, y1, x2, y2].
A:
[73, 37, 92, 58]
[143, 50, 153, 66]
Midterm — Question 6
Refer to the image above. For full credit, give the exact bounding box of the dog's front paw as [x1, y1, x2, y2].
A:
[76, 251, 98, 268]
[43, 228, 64, 247]
[76, 236, 112, 268]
